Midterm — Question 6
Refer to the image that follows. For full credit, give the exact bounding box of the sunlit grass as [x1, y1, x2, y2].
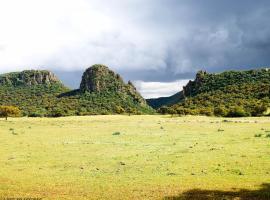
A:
[0, 115, 270, 199]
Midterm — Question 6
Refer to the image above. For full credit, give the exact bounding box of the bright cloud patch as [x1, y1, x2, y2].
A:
[134, 80, 190, 99]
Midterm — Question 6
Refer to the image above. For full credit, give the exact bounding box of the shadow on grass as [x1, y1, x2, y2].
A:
[164, 183, 270, 200]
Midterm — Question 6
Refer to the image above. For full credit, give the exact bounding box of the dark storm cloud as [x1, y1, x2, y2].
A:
[154, 0, 270, 74]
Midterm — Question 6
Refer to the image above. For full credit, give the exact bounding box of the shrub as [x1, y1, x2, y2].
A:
[199, 107, 214, 116]
[176, 107, 186, 115]
[49, 108, 65, 117]
[226, 106, 249, 117]
[28, 112, 45, 117]
[112, 132, 121, 136]
[251, 104, 268, 116]
[254, 134, 262, 137]
[214, 106, 228, 117]
[115, 106, 125, 114]
[0, 105, 21, 120]
[126, 107, 136, 115]
[158, 106, 169, 114]
[167, 107, 177, 115]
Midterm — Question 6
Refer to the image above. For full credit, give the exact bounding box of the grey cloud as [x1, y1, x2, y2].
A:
[0, 0, 270, 94]
[58, 0, 270, 81]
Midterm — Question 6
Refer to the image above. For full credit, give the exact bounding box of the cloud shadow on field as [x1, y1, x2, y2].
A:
[164, 183, 270, 200]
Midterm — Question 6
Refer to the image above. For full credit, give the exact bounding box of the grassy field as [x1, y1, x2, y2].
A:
[0, 115, 270, 200]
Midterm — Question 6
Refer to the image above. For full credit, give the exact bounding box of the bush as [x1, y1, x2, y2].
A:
[49, 108, 66, 117]
[254, 134, 262, 137]
[0, 105, 21, 120]
[112, 132, 121, 136]
[115, 106, 125, 114]
[158, 106, 169, 114]
[176, 107, 186, 115]
[214, 106, 228, 117]
[167, 107, 177, 115]
[199, 108, 214, 116]
[126, 107, 136, 115]
[28, 112, 44, 117]
[226, 106, 250, 117]
[251, 104, 268, 116]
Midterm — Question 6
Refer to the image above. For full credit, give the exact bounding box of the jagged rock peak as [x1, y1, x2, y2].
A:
[0, 70, 61, 86]
[80, 64, 125, 92]
[79, 64, 146, 104]
[183, 70, 207, 97]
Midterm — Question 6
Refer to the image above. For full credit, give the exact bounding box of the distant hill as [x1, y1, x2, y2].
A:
[146, 92, 184, 109]
[149, 68, 270, 117]
[0, 70, 62, 86]
[0, 65, 154, 116]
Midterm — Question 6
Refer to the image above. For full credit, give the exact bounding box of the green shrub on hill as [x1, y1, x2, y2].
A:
[0, 105, 21, 120]
[0, 66, 154, 117]
[157, 68, 270, 117]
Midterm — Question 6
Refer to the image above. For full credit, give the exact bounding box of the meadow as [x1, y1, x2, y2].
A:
[0, 115, 270, 200]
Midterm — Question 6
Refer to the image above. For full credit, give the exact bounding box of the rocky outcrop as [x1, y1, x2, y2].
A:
[183, 70, 207, 97]
[80, 64, 124, 92]
[0, 70, 61, 86]
[79, 64, 146, 104]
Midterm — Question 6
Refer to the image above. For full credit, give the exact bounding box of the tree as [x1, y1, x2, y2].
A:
[199, 107, 214, 116]
[214, 106, 228, 117]
[251, 104, 268, 116]
[227, 106, 249, 117]
[167, 107, 177, 116]
[158, 106, 169, 114]
[49, 108, 65, 117]
[126, 107, 136, 116]
[0, 106, 21, 120]
[176, 107, 186, 116]
[115, 106, 125, 114]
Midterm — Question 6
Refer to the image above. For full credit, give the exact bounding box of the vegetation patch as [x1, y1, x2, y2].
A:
[155, 69, 270, 117]
[112, 131, 121, 136]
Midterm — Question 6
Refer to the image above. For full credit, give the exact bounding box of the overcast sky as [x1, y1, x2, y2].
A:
[0, 0, 269, 98]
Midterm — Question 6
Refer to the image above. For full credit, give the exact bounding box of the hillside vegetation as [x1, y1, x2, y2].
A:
[0, 65, 153, 116]
[156, 69, 270, 117]
[1, 66, 270, 117]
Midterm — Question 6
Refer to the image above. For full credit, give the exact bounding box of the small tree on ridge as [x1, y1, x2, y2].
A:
[0, 106, 21, 120]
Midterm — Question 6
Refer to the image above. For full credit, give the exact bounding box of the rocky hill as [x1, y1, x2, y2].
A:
[150, 68, 270, 117]
[79, 65, 146, 104]
[0, 65, 153, 116]
[80, 65, 124, 92]
[0, 70, 62, 86]
[182, 69, 270, 97]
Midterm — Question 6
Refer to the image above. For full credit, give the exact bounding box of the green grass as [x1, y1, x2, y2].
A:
[0, 115, 270, 199]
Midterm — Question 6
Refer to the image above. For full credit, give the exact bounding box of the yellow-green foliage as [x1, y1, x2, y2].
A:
[0, 68, 154, 116]
[0, 105, 21, 120]
[156, 69, 270, 117]
[0, 116, 270, 199]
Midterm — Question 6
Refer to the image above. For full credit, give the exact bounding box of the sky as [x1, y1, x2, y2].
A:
[0, 0, 269, 98]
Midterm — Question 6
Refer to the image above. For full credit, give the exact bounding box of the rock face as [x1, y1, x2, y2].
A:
[183, 70, 207, 97]
[80, 65, 124, 92]
[80, 64, 146, 104]
[0, 70, 61, 86]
